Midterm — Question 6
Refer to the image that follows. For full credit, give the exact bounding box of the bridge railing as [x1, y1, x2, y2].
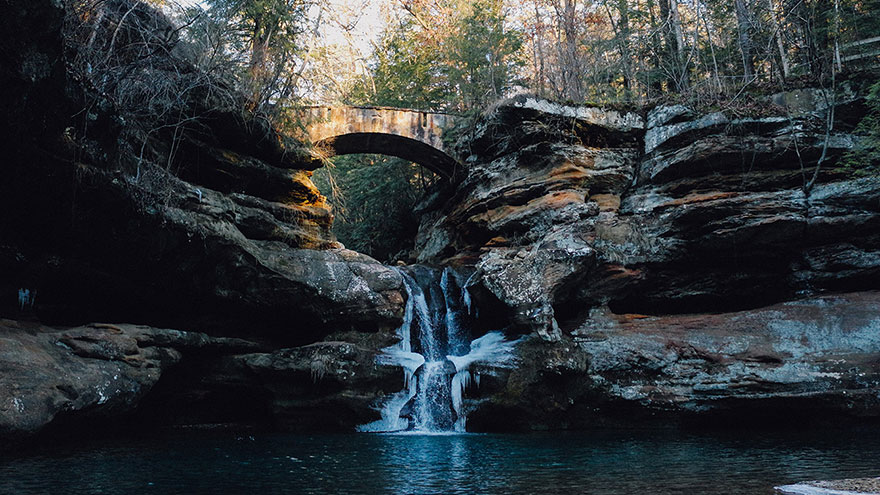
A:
[840, 36, 880, 66]
[299, 104, 460, 116]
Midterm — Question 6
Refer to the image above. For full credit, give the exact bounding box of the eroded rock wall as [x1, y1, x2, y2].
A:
[0, 319, 255, 438]
[467, 291, 880, 429]
[417, 92, 879, 338]
[0, 319, 403, 438]
[0, 0, 405, 343]
[2, 0, 878, 435]
[416, 92, 880, 428]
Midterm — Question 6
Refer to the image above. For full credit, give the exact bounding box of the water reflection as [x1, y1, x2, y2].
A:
[2, 428, 879, 494]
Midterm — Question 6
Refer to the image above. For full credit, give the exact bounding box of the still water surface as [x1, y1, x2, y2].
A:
[1, 428, 878, 494]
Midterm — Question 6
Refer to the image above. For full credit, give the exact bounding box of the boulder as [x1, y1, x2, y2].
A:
[0, 319, 258, 438]
[468, 292, 880, 430]
[224, 342, 403, 430]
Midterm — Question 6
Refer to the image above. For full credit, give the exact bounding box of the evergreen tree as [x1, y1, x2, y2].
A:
[313, 155, 438, 261]
[199, 0, 313, 111]
[347, 17, 449, 109]
[444, 0, 523, 110]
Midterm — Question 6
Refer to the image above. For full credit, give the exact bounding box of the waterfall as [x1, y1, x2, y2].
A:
[356, 271, 424, 433]
[357, 266, 521, 433]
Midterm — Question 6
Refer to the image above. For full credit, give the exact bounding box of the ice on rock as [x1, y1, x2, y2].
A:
[358, 267, 521, 433]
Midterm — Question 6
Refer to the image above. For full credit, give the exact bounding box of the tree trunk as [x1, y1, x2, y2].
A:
[557, 0, 583, 101]
[669, 0, 688, 90]
[658, 0, 687, 91]
[615, 0, 634, 96]
[250, 18, 268, 76]
[532, 0, 547, 97]
[833, 0, 842, 72]
[249, 17, 271, 108]
[735, 0, 755, 82]
[769, 0, 791, 81]
[697, 0, 723, 94]
[647, 0, 664, 95]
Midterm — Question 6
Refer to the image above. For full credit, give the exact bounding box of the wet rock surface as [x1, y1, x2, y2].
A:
[416, 96, 879, 337]
[2, 0, 880, 436]
[0, 318, 408, 438]
[224, 342, 403, 430]
[0, 319, 257, 438]
[416, 96, 880, 429]
[777, 477, 880, 495]
[0, 0, 410, 438]
[468, 292, 880, 430]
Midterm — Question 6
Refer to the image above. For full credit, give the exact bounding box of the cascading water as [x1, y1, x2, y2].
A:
[357, 266, 520, 433]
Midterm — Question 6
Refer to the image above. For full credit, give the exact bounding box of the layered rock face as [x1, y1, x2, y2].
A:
[467, 291, 880, 430]
[0, 0, 405, 341]
[416, 91, 880, 427]
[416, 97, 645, 339]
[0, 319, 255, 438]
[2, 0, 879, 437]
[417, 92, 879, 335]
[0, 0, 407, 437]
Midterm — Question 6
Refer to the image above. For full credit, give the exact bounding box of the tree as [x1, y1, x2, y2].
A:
[734, 0, 755, 82]
[312, 0, 523, 260]
[658, 0, 688, 90]
[200, 0, 316, 112]
[346, 16, 450, 108]
[313, 154, 438, 261]
[444, 0, 524, 110]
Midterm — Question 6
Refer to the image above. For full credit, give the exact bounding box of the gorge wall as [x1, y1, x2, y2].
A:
[414, 91, 880, 428]
[0, 0, 407, 438]
[1, 0, 879, 438]
[0, 0, 406, 342]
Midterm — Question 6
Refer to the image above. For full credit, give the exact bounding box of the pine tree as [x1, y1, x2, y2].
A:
[202, 0, 312, 110]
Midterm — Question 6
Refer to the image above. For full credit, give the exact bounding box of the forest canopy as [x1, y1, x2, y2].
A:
[75, 0, 880, 258]
[161, 0, 880, 109]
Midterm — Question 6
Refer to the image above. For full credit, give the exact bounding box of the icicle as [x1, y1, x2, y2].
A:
[447, 331, 521, 373]
[358, 267, 520, 434]
[18, 289, 35, 310]
[446, 331, 522, 431]
[357, 269, 426, 432]
[377, 350, 425, 384]
[356, 370, 419, 432]
[451, 370, 469, 432]
[462, 287, 473, 317]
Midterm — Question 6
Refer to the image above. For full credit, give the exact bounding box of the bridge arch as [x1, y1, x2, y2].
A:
[302, 106, 460, 179]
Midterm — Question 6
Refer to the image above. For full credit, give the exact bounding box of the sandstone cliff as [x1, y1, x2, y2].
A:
[416, 93, 878, 339]
[0, 0, 405, 343]
[415, 89, 880, 427]
[0, 0, 407, 437]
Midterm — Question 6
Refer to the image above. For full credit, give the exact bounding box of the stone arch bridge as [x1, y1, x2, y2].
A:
[300, 106, 459, 179]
